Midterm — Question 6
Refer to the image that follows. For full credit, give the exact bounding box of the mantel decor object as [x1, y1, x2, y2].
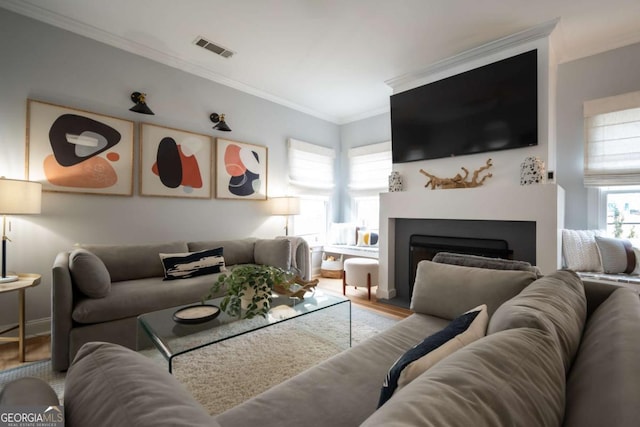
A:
[520, 156, 546, 185]
[420, 158, 493, 189]
[389, 171, 403, 192]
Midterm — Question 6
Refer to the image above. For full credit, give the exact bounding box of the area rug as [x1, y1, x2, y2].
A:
[0, 305, 399, 415]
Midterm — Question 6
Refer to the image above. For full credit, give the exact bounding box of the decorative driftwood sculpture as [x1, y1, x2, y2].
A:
[420, 158, 493, 189]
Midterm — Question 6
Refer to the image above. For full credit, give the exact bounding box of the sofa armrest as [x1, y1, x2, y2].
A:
[0, 377, 59, 406]
[276, 236, 311, 281]
[51, 251, 74, 371]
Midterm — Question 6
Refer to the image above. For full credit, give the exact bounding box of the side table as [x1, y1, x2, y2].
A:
[0, 273, 41, 362]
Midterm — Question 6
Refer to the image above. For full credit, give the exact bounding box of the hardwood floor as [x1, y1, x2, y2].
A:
[0, 334, 51, 371]
[0, 277, 410, 372]
[315, 276, 412, 319]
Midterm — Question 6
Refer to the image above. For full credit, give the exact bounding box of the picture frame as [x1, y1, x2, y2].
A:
[139, 123, 213, 199]
[26, 99, 134, 196]
[215, 138, 268, 200]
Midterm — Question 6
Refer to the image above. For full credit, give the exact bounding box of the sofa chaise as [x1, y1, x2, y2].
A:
[51, 236, 310, 371]
[14, 255, 637, 426]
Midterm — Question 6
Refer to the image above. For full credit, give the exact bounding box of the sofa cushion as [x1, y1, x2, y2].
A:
[488, 270, 586, 373]
[188, 238, 256, 266]
[78, 242, 189, 282]
[378, 304, 487, 407]
[361, 328, 565, 427]
[562, 229, 603, 272]
[69, 249, 111, 298]
[410, 261, 536, 319]
[65, 342, 216, 427]
[160, 247, 226, 280]
[215, 313, 450, 427]
[594, 236, 636, 274]
[564, 287, 640, 427]
[432, 251, 541, 276]
[254, 239, 291, 271]
[72, 274, 225, 324]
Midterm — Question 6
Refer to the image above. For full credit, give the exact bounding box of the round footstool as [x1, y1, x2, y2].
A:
[343, 258, 379, 300]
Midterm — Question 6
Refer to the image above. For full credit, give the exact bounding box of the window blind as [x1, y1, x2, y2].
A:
[288, 138, 335, 190]
[348, 141, 392, 191]
[583, 90, 640, 186]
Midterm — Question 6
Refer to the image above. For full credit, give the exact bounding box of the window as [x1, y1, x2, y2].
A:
[288, 138, 335, 191]
[584, 91, 640, 239]
[583, 91, 640, 186]
[348, 141, 392, 191]
[287, 139, 335, 240]
[292, 196, 329, 243]
[348, 141, 392, 229]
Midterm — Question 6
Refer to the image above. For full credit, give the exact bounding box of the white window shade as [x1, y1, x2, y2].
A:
[288, 138, 335, 191]
[348, 141, 392, 191]
[584, 91, 640, 186]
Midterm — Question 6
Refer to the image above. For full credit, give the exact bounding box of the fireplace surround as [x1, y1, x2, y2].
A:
[378, 184, 564, 301]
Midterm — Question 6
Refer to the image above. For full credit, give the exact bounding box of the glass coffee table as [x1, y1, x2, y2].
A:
[137, 290, 351, 373]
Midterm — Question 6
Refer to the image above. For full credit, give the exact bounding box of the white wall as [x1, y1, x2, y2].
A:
[556, 41, 640, 229]
[0, 9, 340, 330]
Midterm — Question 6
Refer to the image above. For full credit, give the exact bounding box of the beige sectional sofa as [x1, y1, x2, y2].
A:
[7, 255, 639, 426]
[51, 236, 310, 371]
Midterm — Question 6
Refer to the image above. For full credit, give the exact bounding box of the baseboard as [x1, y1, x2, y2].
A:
[0, 317, 51, 341]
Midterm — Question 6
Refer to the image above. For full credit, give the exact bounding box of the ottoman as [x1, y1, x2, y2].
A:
[343, 258, 378, 300]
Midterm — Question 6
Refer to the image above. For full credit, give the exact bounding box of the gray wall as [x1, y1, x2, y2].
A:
[0, 9, 340, 329]
[338, 113, 391, 221]
[556, 42, 640, 229]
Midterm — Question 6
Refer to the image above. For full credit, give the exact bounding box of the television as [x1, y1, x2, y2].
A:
[391, 49, 538, 163]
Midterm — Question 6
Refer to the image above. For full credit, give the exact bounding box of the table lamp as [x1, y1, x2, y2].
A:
[0, 178, 42, 283]
[271, 197, 300, 236]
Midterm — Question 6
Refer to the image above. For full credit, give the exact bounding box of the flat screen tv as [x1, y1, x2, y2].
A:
[391, 49, 538, 163]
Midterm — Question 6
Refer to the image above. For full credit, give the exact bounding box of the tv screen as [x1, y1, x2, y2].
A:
[391, 49, 538, 163]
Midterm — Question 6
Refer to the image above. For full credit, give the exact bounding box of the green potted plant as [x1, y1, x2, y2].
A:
[203, 265, 292, 319]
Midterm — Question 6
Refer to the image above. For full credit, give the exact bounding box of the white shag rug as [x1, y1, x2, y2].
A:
[0, 305, 398, 415]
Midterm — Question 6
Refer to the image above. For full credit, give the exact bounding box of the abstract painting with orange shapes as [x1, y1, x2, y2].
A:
[26, 99, 134, 196]
[139, 123, 212, 199]
[215, 138, 267, 200]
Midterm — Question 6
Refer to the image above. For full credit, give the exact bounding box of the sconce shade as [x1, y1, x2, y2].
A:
[271, 197, 301, 216]
[210, 113, 232, 132]
[130, 92, 155, 115]
[0, 178, 42, 215]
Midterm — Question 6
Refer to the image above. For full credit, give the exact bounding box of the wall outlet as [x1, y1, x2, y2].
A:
[547, 171, 555, 182]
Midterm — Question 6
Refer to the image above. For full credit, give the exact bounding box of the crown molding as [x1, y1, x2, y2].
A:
[385, 18, 560, 91]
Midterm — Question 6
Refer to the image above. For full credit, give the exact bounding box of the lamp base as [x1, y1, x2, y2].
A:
[0, 275, 18, 284]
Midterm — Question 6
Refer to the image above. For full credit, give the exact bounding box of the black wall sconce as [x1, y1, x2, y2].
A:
[130, 92, 155, 115]
[210, 113, 231, 132]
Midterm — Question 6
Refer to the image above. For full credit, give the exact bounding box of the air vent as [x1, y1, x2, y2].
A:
[194, 36, 234, 58]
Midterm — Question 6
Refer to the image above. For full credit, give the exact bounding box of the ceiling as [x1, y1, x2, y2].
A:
[2, 0, 640, 124]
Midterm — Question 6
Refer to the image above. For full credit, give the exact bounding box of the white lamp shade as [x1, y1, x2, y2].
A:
[0, 178, 42, 215]
[271, 197, 300, 216]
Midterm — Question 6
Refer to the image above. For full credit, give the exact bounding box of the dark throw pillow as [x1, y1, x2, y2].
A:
[378, 306, 487, 408]
[159, 247, 225, 280]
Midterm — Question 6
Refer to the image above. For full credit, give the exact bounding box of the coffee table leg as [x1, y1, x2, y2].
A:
[18, 289, 25, 362]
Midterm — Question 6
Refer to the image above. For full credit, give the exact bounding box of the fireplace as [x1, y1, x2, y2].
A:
[408, 234, 512, 297]
[378, 185, 565, 304]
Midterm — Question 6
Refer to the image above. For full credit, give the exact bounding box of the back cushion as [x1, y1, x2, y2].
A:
[188, 238, 256, 266]
[410, 261, 537, 319]
[66, 342, 216, 427]
[362, 328, 565, 427]
[79, 242, 189, 282]
[488, 270, 586, 373]
[254, 239, 291, 271]
[564, 287, 640, 427]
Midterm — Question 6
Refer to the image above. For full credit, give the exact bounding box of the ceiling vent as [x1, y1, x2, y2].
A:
[194, 36, 234, 58]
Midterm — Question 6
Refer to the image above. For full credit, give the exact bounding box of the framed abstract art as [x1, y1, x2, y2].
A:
[215, 138, 268, 200]
[139, 123, 212, 198]
[26, 99, 134, 196]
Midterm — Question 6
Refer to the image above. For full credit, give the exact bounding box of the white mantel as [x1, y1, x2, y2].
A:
[377, 184, 565, 299]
